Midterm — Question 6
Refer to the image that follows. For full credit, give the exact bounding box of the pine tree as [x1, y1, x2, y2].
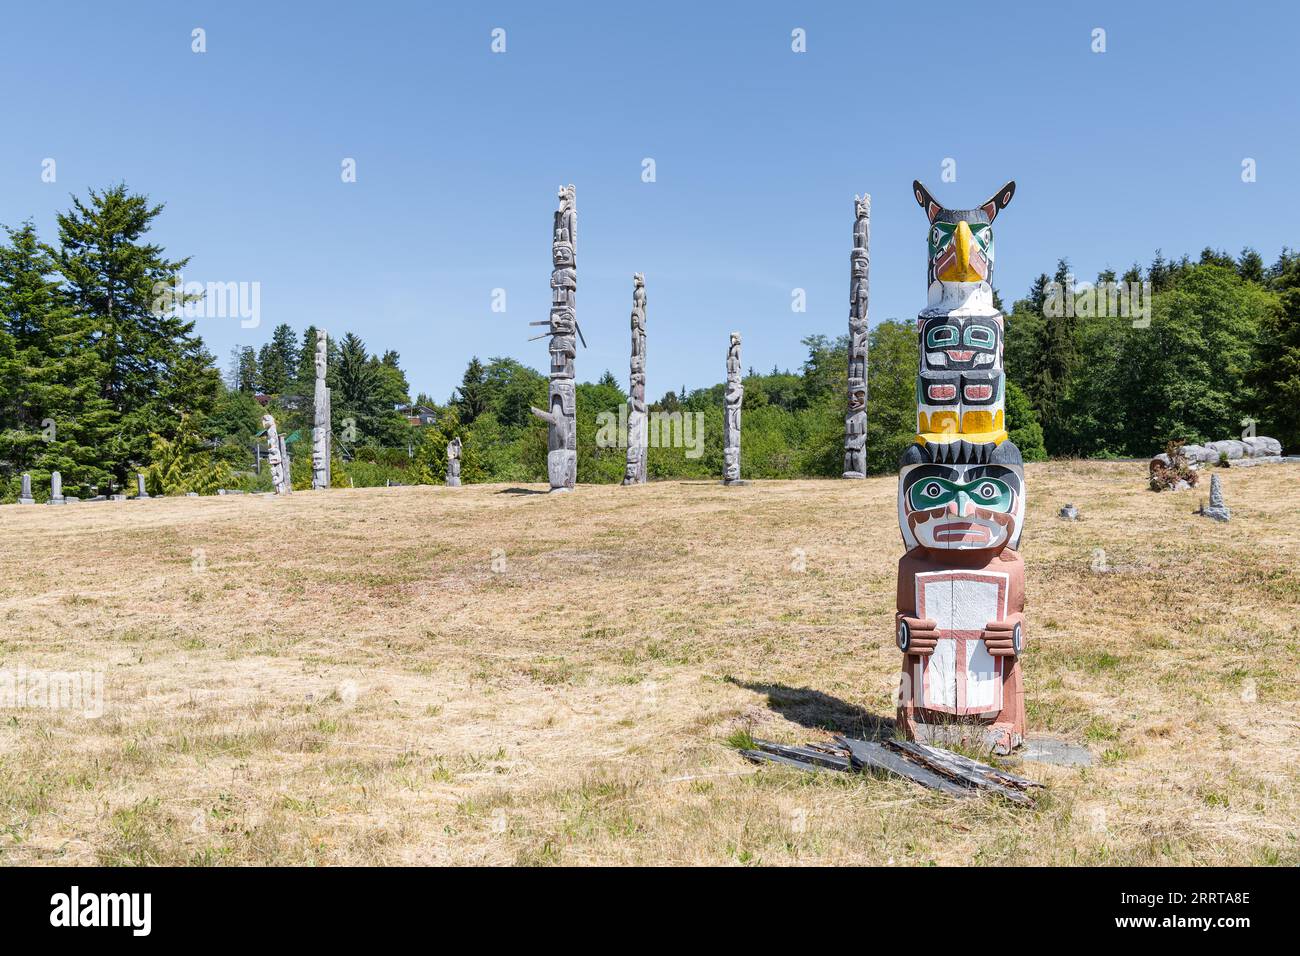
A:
[1029, 259, 1079, 453]
[236, 346, 257, 392]
[452, 357, 489, 423]
[0, 221, 111, 493]
[1248, 257, 1300, 450]
[144, 414, 231, 495]
[293, 325, 319, 395]
[52, 185, 219, 483]
[1237, 247, 1265, 284]
[256, 323, 299, 395]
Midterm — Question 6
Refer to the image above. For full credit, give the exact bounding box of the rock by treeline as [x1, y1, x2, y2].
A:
[3, 188, 1296, 497]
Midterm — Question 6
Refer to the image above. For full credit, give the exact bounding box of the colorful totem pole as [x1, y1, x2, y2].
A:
[894, 179, 1026, 755]
[530, 185, 582, 493]
[843, 194, 870, 478]
[623, 273, 648, 486]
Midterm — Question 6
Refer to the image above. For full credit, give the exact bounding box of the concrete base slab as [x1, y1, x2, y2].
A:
[1020, 736, 1093, 767]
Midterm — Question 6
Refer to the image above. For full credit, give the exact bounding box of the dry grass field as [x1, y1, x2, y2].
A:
[1, 461, 1296, 866]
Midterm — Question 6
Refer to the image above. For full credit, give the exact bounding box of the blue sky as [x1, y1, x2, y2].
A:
[2, 1, 1296, 401]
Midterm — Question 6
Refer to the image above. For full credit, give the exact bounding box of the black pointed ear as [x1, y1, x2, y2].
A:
[980, 181, 1016, 222]
[912, 180, 942, 223]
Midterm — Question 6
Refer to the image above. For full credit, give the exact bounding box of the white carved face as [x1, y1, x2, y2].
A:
[898, 461, 1025, 554]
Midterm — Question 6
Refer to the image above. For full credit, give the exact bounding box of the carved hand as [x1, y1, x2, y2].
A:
[982, 616, 1024, 658]
[896, 615, 940, 656]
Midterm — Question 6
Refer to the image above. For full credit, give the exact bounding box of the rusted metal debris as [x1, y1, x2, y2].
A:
[740, 736, 1043, 805]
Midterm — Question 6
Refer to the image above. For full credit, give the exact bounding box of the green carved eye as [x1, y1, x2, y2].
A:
[964, 325, 995, 348]
[909, 478, 958, 510]
[927, 325, 959, 348]
[969, 223, 992, 249]
[929, 222, 956, 258]
[907, 476, 1013, 513]
[967, 478, 1013, 512]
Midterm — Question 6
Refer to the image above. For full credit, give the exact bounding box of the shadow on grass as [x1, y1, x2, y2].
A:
[730, 678, 896, 740]
[496, 487, 550, 495]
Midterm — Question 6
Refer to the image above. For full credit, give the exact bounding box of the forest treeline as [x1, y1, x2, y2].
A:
[3, 185, 1297, 497]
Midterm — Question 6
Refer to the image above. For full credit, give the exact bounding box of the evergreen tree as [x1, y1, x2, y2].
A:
[293, 325, 320, 394]
[374, 350, 410, 408]
[52, 185, 219, 483]
[452, 357, 489, 423]
[236, 346, 257, 392]
[256, 323, 299, 395]
[1031, 259, 1078, 453]
[1237, 247, 1265, 284]
[144, 414, 231, 495]
[1248, 256, 1300, 450]
[331, 331, 393, 446]
[0, 221, 111, 492]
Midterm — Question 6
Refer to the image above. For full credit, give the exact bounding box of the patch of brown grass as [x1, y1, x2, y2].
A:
[0, 463, 1295, 865]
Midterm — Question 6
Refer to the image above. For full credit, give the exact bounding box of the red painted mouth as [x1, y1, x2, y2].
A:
[932, 521, 991, 542]
[963, 384, 993, 401]
[927, 384, 957, 402]
[945, 350, 974, 362]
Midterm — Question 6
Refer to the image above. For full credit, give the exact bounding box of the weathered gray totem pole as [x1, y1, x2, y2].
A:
[446, 436, 462, 487]
[279, 432, 291, 491]
[529, 185, 582, 493]
[623, 273, 648, 485]
[843, 194, 870, 478]
[135, 473, 150, 499]
[18, 473, 35, 504]
[722, 332, 744, 485]
[262, 414, 291, 495]
[312, 329, 332, 490]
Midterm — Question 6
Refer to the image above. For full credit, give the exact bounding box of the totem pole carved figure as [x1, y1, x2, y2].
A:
[529, 185, 582, 493]
[844, 194, 870, 478]
[623, 273, 648, 485]
[312, 329, 331, 490]
[723, 332, 744, 485]
[262, 414, 291, 495]
[446, 436, 462, 487]
[894, 179, 1025, 755]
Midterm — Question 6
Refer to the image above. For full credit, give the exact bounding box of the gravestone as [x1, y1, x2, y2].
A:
[1197, 473, 1231, 522]
[18, 473, 35, 505]
[48, 471, 66, 505]
[135, 473, 149, 499]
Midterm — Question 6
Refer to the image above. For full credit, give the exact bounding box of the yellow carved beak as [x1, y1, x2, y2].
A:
[938, 220, 984, 283]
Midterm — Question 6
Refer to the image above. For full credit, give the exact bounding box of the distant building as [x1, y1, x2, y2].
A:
[398, 404, 438, 426]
